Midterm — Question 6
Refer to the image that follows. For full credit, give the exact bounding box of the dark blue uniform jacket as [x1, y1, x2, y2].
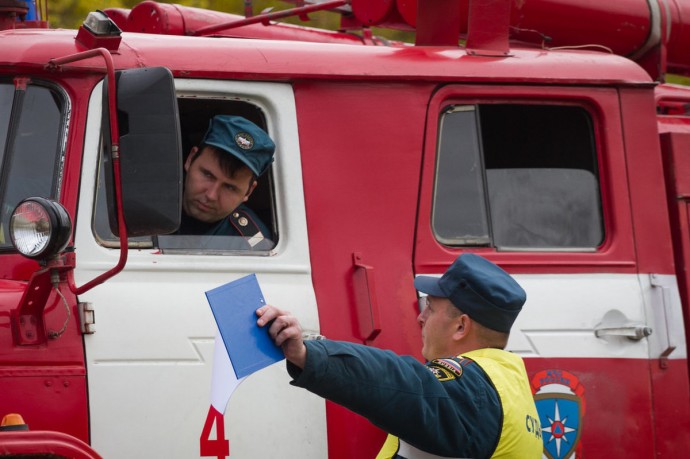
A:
[288, 340, 503, 458]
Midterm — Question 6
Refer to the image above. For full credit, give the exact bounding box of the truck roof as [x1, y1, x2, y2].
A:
[0, 28, 654, 86]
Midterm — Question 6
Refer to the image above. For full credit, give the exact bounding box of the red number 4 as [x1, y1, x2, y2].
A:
[200, 406, 230, 458]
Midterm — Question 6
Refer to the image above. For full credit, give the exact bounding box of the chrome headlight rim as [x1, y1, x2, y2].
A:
[9, 197, 72, 260]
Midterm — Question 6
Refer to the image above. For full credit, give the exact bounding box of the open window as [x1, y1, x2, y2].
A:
[93, 97, 278, 254]
[432, 103, 603, 251]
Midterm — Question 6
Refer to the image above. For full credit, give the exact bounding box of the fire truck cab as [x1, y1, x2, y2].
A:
[1, 0, 690, 458]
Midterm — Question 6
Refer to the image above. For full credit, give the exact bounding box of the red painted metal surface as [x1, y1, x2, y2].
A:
[112, 1, 366, 45]
[0, 287, 89, 443]
[510, 0, 653, 55]
[295, 80, 431, 458]
[465, 0, 511, 56]
[650, 359, 690, 456]
[0, 259, 88, 442]
[0, 429, 102, 458]
[619, 87, 677, 275]
[0, 256, 38, 283]
[657, 84, 690, 120]
[508, 0, 690, 77]
[362, 0, 690, 78]
[660, 131, 690, 360]
[0, 29, 654, 86]
[413, 0, 461, 47]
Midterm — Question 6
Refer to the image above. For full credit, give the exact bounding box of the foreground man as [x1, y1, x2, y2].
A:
[257, 253, 543, 458]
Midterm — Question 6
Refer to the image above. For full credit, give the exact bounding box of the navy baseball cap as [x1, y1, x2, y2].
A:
[414, 254, 526, 333]
[201, 115, 275, 176]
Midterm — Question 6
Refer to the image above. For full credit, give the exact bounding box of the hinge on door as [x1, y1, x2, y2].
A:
[78, 302, 95, 334]
[650, 274, 677, 369]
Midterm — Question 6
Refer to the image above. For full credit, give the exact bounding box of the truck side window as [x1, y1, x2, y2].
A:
[0, 81, 65, 248]
[433, 104, 603, 250]
[93, 98, 278, 254]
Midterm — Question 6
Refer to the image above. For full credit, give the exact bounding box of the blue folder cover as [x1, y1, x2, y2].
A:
[205, 274, 284, 379]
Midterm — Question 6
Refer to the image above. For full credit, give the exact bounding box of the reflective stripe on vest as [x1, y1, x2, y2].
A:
[376, 349, 542, 459]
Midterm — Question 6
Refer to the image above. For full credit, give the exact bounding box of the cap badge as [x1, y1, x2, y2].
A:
[234, 132, 254, 150]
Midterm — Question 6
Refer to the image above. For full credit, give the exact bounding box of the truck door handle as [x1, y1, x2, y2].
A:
[594, 324, 652, 340]
[352, 252, 382, 344]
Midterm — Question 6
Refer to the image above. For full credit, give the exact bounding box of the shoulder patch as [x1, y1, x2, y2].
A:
[228, 209, 264, 243]
[427, 358, 464, 381]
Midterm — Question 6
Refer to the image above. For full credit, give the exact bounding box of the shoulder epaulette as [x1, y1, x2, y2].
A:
[227, 209, 265, 248]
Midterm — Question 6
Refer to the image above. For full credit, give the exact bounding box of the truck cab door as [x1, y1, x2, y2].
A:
[73, 78, 325, 458]
[413, 85, 660, 458]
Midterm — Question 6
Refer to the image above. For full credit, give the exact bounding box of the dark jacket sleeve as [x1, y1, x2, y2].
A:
[287, 340, 502, 458]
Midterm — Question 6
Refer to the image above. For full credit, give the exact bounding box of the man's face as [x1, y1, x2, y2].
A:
[183, 147, 257, 224]
[417, 296, 462, 361]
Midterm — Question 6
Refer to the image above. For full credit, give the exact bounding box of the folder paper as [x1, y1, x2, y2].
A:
[205, 274, 285, 379]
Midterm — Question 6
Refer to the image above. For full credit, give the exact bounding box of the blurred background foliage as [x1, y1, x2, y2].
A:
[45, 0, 415, 42]
[668, 74, 690, 85]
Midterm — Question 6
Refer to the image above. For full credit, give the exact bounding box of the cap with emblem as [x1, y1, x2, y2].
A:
[414, 253, 526, 333]
[201, 115, 275, 177]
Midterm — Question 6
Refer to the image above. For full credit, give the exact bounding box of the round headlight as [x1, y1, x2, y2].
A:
[9, 198, 72, 260]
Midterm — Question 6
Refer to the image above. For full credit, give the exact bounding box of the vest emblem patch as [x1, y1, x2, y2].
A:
[427, 358, 464, 381]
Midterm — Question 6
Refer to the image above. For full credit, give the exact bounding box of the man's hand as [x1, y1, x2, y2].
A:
[256, 305, 307, 369]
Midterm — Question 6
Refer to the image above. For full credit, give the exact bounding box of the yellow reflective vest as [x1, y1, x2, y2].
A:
[376, 348, 542, 459]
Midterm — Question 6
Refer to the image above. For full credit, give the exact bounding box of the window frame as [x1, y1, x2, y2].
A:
[432, 102, 605, 251]
[415, 85, 636, 273]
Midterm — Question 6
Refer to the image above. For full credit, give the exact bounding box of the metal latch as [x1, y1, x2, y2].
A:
[78, 302, 95, 334]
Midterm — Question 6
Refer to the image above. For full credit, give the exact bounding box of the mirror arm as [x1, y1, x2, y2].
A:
[47, 48, 129, 295]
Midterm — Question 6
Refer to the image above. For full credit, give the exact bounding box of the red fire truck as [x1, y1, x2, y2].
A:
[1, 0, 690, 457]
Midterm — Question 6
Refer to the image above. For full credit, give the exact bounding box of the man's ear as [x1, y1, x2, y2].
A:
[452, 314, 471, 341]
[184, 146, 199, 172]
[243, 180, 258, 202]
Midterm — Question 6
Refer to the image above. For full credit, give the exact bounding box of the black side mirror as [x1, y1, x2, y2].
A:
[103, 66, 182, 237]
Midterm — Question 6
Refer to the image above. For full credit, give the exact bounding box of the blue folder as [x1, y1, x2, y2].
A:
[205, 274, 285, 379]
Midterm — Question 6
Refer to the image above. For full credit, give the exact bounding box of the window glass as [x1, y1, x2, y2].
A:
[433, 103, 603, 251]
[433, 106, 490, 245]
[0, 83, 65, 249]
[93, 97, 278, 254]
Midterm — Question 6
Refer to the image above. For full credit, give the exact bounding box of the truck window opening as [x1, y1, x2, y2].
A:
[92, 97, 278, 253]
[433, 103, 603, 251]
